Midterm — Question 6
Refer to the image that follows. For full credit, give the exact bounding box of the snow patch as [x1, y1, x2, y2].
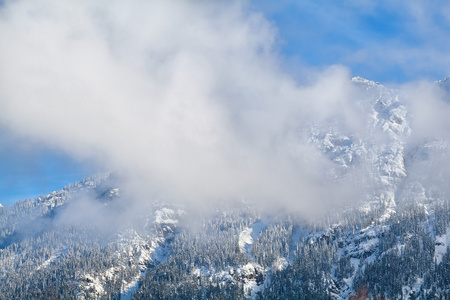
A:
[239, 227, 253, 254]
[241, 263, 265, 299]
[120, 270, 146, 300]
[273, 257, 288, 271]
[238, 221, 266, 255]
[155, 208, 178, 225]
[35, 247, 68, 271]
[435, 226, 450, 264]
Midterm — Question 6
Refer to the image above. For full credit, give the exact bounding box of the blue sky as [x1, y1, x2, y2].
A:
[0, 131, 95, 204]
[251, 0, 450, 83]
[0, 0, 449, 205]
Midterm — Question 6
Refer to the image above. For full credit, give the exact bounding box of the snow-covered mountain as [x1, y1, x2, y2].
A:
[2, 77, 450, 299]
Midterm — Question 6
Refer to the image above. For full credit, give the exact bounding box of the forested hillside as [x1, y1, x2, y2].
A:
[1, 174, 450, 299]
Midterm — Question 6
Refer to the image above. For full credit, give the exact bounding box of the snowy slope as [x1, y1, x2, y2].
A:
[309, 77, 410, 217]
[2, 77, 450, 299]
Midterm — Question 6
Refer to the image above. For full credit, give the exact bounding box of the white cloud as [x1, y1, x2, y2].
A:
[0, 0, 376, 218]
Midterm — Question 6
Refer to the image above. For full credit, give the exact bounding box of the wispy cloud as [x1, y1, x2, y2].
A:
[252, 0, 450, 83]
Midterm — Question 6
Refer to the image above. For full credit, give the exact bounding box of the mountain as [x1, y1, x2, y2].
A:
[437, 77, 450, 94]
[2, 77, 450, 299]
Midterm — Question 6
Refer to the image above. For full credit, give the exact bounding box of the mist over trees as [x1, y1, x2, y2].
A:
[1, 173, 450, 299]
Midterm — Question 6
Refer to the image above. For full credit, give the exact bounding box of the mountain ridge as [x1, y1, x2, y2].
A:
[1, 76, 450, 299]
